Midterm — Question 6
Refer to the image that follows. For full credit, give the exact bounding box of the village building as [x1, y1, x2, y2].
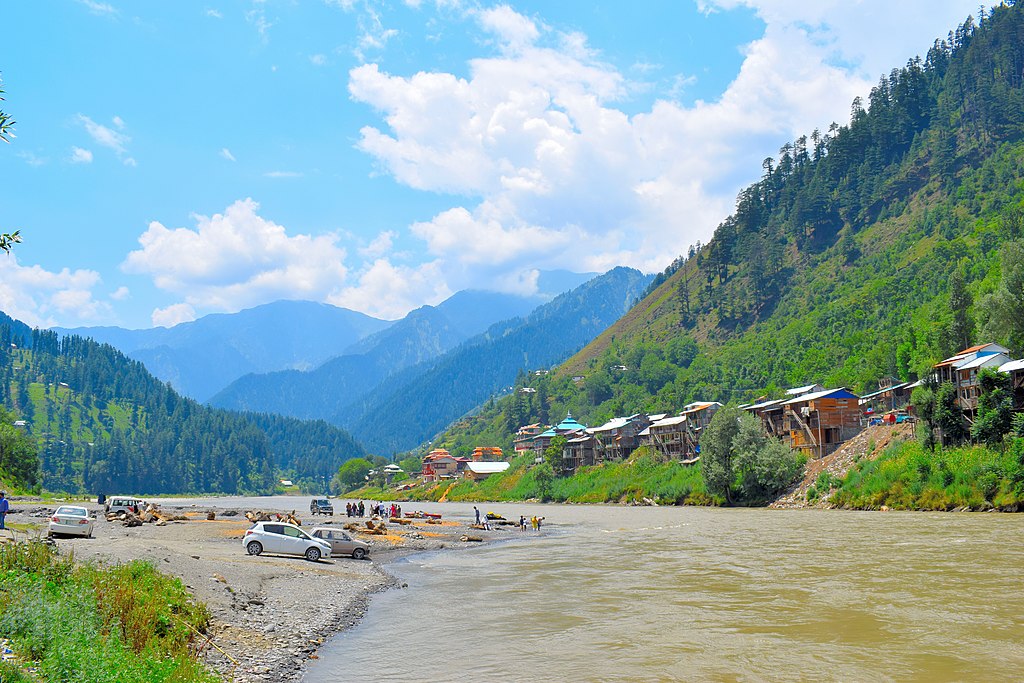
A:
[786, 383, 825, 397]
[1000, 359, 1024, 412]
[637, 403, 720, 462]
[858, 376, 913, 416]
[745, 399, 787, 439]
[562, 433, 598, 473]
[954, 351, 1012, 415]
[421, 448, 469, 482]
[781, 388, 861, 458]
[465, 461, 511, 481]
[532, 412, 588, 456]
[589, 413, 652, 463]
[470, 446, 504, 461]
[513, 424, 543, 454]
[932, 343, 1009, 384]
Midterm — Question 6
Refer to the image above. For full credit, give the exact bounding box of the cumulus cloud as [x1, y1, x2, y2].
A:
[110, 286, 130, 301]
[346, 0, 974, 306]
[78, 0, 117, 16]
[358, 230, 396, 258]
[69, 147, 93, 164]
[310, 53, 327, 66]
[152, 303, 196, 328]
[328, 258, 451, 320]
[122, 198, 350, 315]
[0, 255, 112, 327]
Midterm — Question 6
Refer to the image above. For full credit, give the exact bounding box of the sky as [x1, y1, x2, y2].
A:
[0, 0, 979, 329]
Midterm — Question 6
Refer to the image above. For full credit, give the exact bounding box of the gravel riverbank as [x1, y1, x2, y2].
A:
[7, 502, 495, 682]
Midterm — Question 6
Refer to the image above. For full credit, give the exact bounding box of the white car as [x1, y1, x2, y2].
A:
[48, 505, 95, 538]
[242, 522, 331, 562]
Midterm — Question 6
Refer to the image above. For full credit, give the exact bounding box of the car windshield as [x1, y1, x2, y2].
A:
[55, 506, 86, 516]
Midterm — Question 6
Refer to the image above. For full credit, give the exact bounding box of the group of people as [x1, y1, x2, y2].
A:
[521, 515, 544, 531]
[345, 501, 402, 518]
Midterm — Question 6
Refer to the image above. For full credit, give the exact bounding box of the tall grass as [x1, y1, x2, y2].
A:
[833, 438, 1024, 510]
[0, 540, 219, 683]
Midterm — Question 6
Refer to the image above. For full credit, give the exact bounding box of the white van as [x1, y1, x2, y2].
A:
[105, 496, 144, 514]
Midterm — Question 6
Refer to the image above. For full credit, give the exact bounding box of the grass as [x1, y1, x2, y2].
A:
[0, 539, 220, 683]
[832, 438, 1024, 511]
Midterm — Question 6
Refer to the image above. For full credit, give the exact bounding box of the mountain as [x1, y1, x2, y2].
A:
[56, 300, 392, 402]
[0, 311, 365, 494]
[437, 5, 1024, 453]
[208, 280, 594, 419]
[336, 267, 653, 454]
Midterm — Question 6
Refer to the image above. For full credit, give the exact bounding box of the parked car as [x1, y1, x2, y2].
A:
[48, 505, 95, 538]
[242, 522, 331, 562]
[310, 527, 370, 560]
[105, 496, 144, 515]
[309, 498, 334, 516]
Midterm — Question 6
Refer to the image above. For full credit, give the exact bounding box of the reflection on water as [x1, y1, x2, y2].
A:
[301, 504, 1024, 682]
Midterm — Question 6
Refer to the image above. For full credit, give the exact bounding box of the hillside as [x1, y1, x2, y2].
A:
[57, 300, 392, 402]
[337, 267, 653, 455]
[438, 5, 1024, 450]
[209, 277, 595, 420]
[0, 311, 365, 494]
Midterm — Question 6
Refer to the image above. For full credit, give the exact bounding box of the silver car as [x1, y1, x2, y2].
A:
[48, 505, 95, 538]
[242, 521, 331, 562]
[310, 527, 371, 560]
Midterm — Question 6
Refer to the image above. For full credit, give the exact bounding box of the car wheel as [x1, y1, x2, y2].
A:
[246, 541, 263, 556]
[352, 547, 367, 560]
[305, 546, 321, 562]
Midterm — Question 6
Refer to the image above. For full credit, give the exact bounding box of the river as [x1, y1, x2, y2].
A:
[295, 502, 1024, 682]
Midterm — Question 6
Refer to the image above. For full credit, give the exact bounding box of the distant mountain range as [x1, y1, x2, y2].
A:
[55, 270, 596, 403]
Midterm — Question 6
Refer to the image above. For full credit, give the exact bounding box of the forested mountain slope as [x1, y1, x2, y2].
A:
[438, 5, 1024, 455]
[209, 280, 593, 421]
[337, 267, 653, 455]
[0, 311, 364, 494]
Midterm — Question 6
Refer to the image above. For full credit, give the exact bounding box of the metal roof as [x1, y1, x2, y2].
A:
[858, 382, 911, 400]
[650, 415, 687, 428]
[682, 401, 721, 414]
[745, 398, 784, 411]
[786, 384, 823, 396]
[999, 359, 1024, 373]
[466, 462, 510, 474]
[781, 388, 859, 405]
[957, 352, 1010, 371]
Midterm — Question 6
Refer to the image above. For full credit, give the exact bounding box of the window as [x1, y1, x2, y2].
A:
[263, 524, 284, 535]
[283, 526, 306, 538]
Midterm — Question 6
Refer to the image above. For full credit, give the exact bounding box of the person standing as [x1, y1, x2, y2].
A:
[519, 515, 526, 531]
[473, 506, 481, 525]
[0, 492, 9, 530]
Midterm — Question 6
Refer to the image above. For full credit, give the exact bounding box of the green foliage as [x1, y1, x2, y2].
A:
[0, 406, 39, 490]
[702, 408, 804, 505]
[979, 239, 1024, 353]
[833, 439, 1024, 510]
[543, 435, 567, 472]
[934, 382, 968, 444]
[0, 540, 218, 682]
[972, 368, 1014, 445]
[335, 457, 373, 491]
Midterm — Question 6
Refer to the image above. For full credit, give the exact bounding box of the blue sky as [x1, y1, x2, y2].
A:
[0, 0, 977, 329]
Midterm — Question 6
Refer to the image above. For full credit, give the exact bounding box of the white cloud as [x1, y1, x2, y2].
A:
[76, 114, 131, 159]
[205, 8, 222, 19]
[18, 151, 48, 167]
[328, 258, 451, 320]
[220, 147, 236, 161]
[358, 230, 396, 258]
[0, 255, 112, 327]
[152, 303, 196, 328]
[70, 147, 93, 164]
[110, 286, 130, 301]
[122, 198, 350, 315]
[78, 0, 117, 16]
[264, 170, 303, 178]
[310, 54, 327, 66]
[123, 157, 137, 167]
[345, 1, 976, 312]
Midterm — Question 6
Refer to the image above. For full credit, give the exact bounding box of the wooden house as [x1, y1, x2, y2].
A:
[589, 413, 652, 463]
[465, 461, 510, 481]
[532, 413, 588, 455]
[513, 424, 543, 454]
[932, 343, 1009, 386]
[640, 414, 688, 459]
[781, 388, 861, 458]
[1000, 359, 1024, 411]
[745, 398, 787, 439]
[954, 351, 1011, 415]
[678, 402, 722, 459]
[470, 446, 504, 461]
[421, 448, 467, 482]
[858, 376, 913, 416]
[562, 434, 598, 473]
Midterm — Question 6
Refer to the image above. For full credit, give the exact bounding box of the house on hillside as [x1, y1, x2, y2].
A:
[562, 433, 598, 473]
[999, 359, 1024, 411]
[465, 461, 510, 481]
[589, 413, 652, 463]
[781, 388, 861, 458]
[470, 446, 504, 461]
[513, 424, 544, 454]
[786, 384, 825, 398]
[532, 412, 589, 455]
[745, 399, 787, 439]
[859, 376, 913, 416]
[932, 343, 1012, 418]
[637, 403, 720, 462]
[421, 448, 469, 482]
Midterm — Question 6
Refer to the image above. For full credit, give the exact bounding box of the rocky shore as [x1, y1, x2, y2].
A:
[8, 502, 491, 682]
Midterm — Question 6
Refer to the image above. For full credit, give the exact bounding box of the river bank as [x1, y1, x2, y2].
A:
[5, 500, 506, 682]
